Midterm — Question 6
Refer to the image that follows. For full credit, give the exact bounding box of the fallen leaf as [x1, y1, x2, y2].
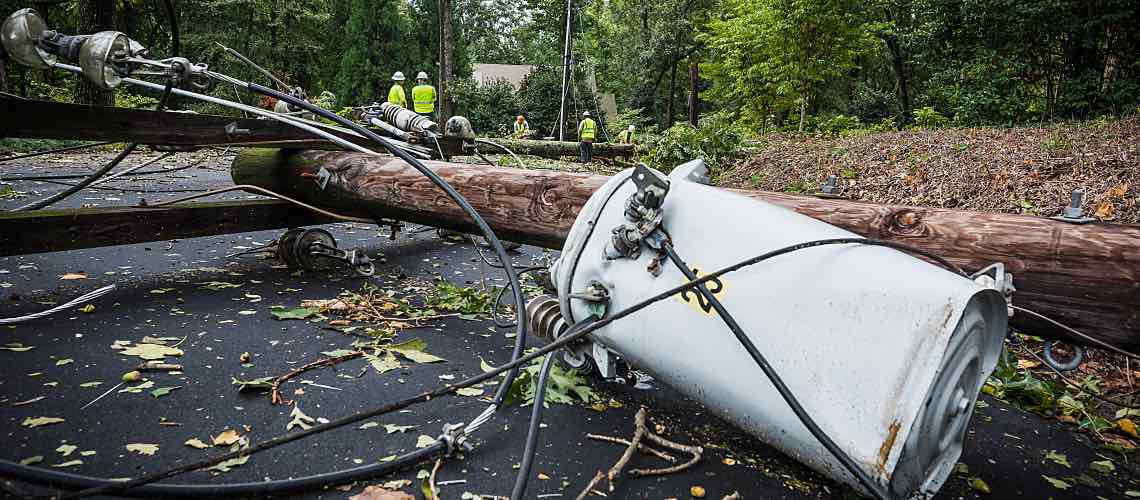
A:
[0, 344, 35, 352]
[52, 460, 83, 468]
[968, 477, 991, 494]
[322, 348, 358, 357]
[56, 358, 74, 366]
[1090, 459, 1115, 474]
[212, 429, 242, 446]
[126, 443, 159, 456]
[79, 381, 103, 388]
[59, 273, 87, 280]
[197, 281, 242, 291]
[150, 288, 177, 294]
[1095, 200, 1115, 219]
[270, 306, 315, 320]
[1017, 359, 1040, 369]
[690, 485, 706, 498]
[56, 444, 77, 456]
[231, 376, 274, 392]
[1116, 418, 1139, 438]
[185, 438, 210, 449]
[359, 422, 380, 430]
[287, 404, 316, 431]
[379, 454, 398, 462]
[364, 351, 401, 375]
[209, 455, 249, 473]
[385, 424, 416, 434]
[1126, 491, 1140, 498]
[415, 435, 436, 448]
[348, 485, 414, 500]
[20, 456, 43, 465]
[1042, 475, 1070, 490]
[389, 339, 446, 363]
[80, 450, 96, 457]
[239, 352, 251, 363]
[1044, 450, 1071, 468]
[237, 310, 256, 316]
[122, 370, 141, 382]
[537, 472, 550, 480]
[119, 381, 156, 394]
[722, 457, 737, 466]
[78, 304, 96, 313]
[151, 386, 181, 398]
[22, 416, 65, 428]
[120, 343, 183, 361]
[456, 387, 484, 397]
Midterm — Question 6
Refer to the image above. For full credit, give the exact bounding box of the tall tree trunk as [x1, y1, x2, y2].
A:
[798, 94, 807, 132]
[884, 36, 910, 124]
[438, 0, 455, 125]
[74, 0, 116, 106]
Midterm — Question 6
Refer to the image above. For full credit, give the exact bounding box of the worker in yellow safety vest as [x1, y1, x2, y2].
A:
[513, 115, 530, 138]
[411, 71, 436, 118]
[387, 71, 407, 108]
[577, 111, 596, 163]
[616, 124, 636, 144]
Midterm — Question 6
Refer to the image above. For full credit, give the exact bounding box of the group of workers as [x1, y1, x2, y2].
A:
[513, 112, 636, 163]
[384, 70, 636, 164]
[386, 71, 438, 118]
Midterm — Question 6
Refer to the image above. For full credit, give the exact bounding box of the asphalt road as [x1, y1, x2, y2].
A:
[1, 149, 1137, 499]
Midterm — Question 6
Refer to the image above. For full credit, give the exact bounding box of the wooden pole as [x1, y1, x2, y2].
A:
[231, 148, 1140, 352]
[438, 0, 455, 125]
[488, 138, 635, 160]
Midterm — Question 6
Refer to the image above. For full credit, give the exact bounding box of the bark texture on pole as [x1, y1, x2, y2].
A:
[231, 148, 1140, 351]
[438, 0, 455, 125]
[488, 138, 636, 160]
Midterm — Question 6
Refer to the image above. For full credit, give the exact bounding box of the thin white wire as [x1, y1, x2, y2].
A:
[0, 285, 116, 325]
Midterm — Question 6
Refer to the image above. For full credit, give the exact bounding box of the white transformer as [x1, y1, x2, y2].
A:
[542, 161, 1008, 498]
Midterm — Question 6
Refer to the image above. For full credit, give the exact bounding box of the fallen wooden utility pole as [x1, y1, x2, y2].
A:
[487, 138, 637, 160]
[233, 148, 1140, 351]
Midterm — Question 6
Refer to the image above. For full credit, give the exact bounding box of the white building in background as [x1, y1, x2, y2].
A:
[472, 64, 536, 89]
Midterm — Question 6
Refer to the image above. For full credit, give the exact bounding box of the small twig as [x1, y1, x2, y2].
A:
[428, 457, 442, 499]
[271, 352, 362, 405]
[606, 407, 648, 491]
[136, 362, 183, 372]
[586, 434, 675, 462]
[380, 313, 460, 322]
[574, 471, 606, 500]
[629, 431, 703, 477]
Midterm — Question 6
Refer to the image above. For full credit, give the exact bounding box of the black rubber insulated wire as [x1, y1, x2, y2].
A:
[510, 353, 557, 499]
[246, 83, 529, 407]
[0, 442, 445, 498]
[33, 237, 941, 498]
[660, 241, 892, 500]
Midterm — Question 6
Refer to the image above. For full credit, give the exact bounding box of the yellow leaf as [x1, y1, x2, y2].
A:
[537, 473, 550, 480]
[22, 416, 65, 428]
[184, 438, 210, 449]
[212, 429, 242, 446]
[1095, 201, 1115, 219]
[126, 443, 160, 456]
[1017, 359, 1040, 369]
[59, 273, 87, 280]
[690, 485, 706, 498]
[1116, 418, 1139, 438]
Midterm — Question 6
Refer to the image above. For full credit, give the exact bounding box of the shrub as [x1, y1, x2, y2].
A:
[643, 110, 751, 174]
[913, 106, 949, 129]
[452, 77, 519, 137]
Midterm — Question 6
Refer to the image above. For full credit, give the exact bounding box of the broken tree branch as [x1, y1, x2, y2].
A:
[586, 433, 676, 462]
[606, 407, 649, 491]
[271, 351, 363, 405]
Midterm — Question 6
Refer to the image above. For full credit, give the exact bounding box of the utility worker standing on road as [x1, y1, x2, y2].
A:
[388, 71, 407, 108]
[513, 115, 530, 138]
[411, 71, 436, 118]
[577, 111, 596, 163]
[616, 124, 636, 144]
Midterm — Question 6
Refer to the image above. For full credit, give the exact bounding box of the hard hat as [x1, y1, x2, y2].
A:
[416, 71, 429, 80]
[628, 125, 635, 131]
[392, 71, 405, 81]
[583, 111, 590, 117]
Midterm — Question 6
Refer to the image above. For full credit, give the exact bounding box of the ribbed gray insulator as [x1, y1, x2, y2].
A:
[525, 295, 568, 343]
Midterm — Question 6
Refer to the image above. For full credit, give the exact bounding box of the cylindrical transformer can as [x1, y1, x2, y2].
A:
[550, 162, 1007, 498]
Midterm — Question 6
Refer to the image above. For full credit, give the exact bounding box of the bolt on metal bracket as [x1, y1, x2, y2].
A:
[816, 174, 844, 198]
[1050, 189, 1095, 224]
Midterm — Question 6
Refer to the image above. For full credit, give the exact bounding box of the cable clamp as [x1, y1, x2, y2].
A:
[439, 423, 472, 455]
[970, 263, 1016, 317]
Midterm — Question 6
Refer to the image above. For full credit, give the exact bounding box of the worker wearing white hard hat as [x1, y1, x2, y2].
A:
[387, 72, 407, 108]
[617, 124, 637, 144]
[577, 111, 596, 163]
[411, 71, 437, 118]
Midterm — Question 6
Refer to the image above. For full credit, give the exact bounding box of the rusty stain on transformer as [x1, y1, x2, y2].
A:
[877, 420, 902, 473]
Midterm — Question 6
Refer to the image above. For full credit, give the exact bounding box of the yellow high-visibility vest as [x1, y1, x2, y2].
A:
[411, 84, 436, 113]
[388, 84, 407, 108]
[514, 120, 529, 137]
[580, 118, 596, 140]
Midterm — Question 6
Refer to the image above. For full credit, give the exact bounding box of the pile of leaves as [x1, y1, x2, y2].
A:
[718, 116, 1140, 223]
[425, 280, 495, 317]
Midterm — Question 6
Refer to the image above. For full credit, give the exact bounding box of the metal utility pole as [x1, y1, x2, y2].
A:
[688, 61, 699, 126]
[438, 0, 455, 125]
[556, 0, 573, 141]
